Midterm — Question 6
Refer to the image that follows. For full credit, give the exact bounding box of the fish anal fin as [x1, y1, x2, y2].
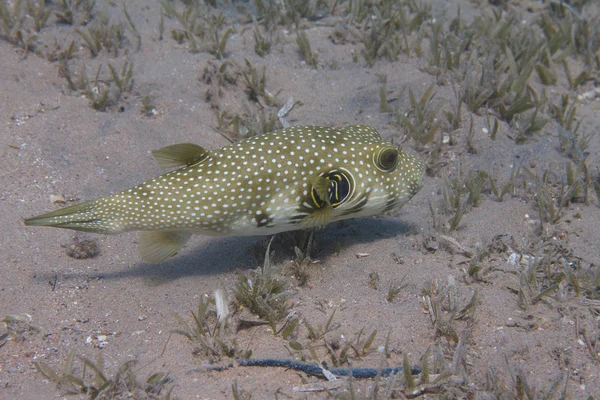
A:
[151, 143, 210, 169]
[138, 231, 192, 263]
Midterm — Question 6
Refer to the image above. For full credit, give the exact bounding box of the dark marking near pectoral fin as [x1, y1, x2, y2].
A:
[254, 211, 273, 228]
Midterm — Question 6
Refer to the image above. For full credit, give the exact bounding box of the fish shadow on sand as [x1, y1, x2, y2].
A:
[50, 216, 417, 285]
[110, 215, 416, 284]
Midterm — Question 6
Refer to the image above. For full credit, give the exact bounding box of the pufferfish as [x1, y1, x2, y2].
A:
[25, 124, 425, 263]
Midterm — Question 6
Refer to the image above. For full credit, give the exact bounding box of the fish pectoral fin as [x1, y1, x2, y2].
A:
[151, 143, 210, 168]
[311, 175, 332, 204]
[300, 205, 332, 230]
[138, 231, 192, 263]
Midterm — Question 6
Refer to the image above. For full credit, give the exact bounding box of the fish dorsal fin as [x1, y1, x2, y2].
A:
[138, 231, 192, 263]
[346, 124, 382, 139]
[151, 143, 209, 169]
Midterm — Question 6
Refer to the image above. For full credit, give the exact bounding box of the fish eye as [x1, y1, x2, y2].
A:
[376, 146, 399, 172]
[310, 170, 353, 209]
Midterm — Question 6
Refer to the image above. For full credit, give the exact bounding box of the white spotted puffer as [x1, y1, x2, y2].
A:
[25, 125, 425, 262]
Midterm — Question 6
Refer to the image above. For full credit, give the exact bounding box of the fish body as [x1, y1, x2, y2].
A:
[25, 125, 425, 262]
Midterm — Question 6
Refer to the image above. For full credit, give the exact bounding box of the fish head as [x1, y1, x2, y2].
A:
[300, 125, 425, 224]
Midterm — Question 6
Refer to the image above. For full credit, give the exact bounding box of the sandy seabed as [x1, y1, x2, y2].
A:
[1, 0, 599, 398]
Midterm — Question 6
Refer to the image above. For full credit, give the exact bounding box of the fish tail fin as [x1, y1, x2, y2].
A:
[24, 197, 122, 234]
